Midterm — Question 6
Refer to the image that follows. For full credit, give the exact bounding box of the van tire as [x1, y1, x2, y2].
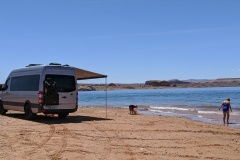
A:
[58, 113, 69, 119]
[0, 101, 7, 115]
[24, 104, 36, 120]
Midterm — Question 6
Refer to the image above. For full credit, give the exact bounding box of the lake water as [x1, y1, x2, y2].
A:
[78, 87, 240, 127]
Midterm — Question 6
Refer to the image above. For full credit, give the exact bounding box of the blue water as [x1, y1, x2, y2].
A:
[78, 87, 240, 127]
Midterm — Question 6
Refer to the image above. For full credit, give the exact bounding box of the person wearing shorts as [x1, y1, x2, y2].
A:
[219, 98, 232, 124]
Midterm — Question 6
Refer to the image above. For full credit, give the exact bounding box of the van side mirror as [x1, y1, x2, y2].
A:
[0, 84, 3, 91]
[0, 84, 6, 91]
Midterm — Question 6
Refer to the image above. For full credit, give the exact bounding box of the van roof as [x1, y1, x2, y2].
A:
[26, 63, 69, 67]
[11, 63, 107, 80]
[12, 64, 73, 72]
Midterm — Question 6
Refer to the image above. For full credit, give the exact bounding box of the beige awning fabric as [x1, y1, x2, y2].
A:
[74, 67, 107, 80]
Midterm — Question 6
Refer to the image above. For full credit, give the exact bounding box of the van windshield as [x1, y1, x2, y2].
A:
[45, 75, 76, 92]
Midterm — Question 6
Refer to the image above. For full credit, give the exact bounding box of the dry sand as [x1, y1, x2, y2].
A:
[0, 107, 240, 160]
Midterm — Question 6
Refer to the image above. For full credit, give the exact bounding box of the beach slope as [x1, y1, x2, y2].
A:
[0, 107, 240, 160]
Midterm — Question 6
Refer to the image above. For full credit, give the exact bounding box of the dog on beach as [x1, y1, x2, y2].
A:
[129, 105, 138, 115]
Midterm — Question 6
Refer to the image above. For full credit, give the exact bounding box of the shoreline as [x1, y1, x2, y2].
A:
[1, 107, 240, 159]
[86, 106, 240, 128]
[140, 107, 240, 128]
[77, 87, 240, 129]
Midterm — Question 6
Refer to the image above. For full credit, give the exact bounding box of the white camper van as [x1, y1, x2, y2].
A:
[0, 63, 78, 119]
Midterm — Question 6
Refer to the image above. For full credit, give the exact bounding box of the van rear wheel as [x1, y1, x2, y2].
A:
[0, 102, 7, 115]
[58, 113, 69, 119]
[24, 104, 36, 120]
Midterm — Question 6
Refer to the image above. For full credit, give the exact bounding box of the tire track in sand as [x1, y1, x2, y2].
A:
[21, 124, 55, 159]
[50, 125, 68, 160]
[67, 121, 112, 160]
[89, 123, 113, 160]
[105, 122, 136, 159]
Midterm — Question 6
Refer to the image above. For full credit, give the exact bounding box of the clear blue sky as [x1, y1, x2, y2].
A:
[1, 0, 240, 83]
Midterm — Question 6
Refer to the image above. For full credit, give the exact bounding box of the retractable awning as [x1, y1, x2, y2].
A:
[74, 67, 108, 118]
[74, 67, 107, 80]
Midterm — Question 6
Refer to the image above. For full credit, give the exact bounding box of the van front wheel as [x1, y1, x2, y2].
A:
[0, 102, 7, 115]
[58, 113, 69, 119]
[24, 104, 36, 120]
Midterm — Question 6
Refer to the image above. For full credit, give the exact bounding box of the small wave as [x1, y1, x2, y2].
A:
[148, 109, 178, 114]
[198, 110, 240, 116]
[230, 112, 240, 116]
[197, 115, 212, 121]
[198, 111, 221, 114]
[150, 106, 197, 112]
[148, 109, 164, 113]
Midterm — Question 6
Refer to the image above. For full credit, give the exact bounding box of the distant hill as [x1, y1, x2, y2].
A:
[78, 78, 240, 91]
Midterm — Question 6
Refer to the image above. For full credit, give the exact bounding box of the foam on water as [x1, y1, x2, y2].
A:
[150, 106, 193, 111]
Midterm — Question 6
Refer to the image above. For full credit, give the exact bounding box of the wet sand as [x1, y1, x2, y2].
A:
[140, 105, 240, 128]
[0, 107, 240, 160]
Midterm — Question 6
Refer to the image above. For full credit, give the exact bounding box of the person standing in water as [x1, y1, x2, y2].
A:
[219, 98, 232, 124]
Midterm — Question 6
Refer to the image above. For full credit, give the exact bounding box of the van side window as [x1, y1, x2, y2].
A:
[10, 75, 40, 91]
[45, 75, 76, 92]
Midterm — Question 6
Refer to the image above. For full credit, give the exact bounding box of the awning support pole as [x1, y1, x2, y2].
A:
[105, 77, 108, 118]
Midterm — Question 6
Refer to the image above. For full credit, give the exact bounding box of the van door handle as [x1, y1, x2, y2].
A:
[62, 96, 67, 99]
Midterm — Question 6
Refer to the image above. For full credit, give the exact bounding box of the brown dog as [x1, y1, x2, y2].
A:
[129, 105, 138, 115]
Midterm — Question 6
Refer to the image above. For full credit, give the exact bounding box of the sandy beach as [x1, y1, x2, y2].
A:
[0, 107, 240, 160]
